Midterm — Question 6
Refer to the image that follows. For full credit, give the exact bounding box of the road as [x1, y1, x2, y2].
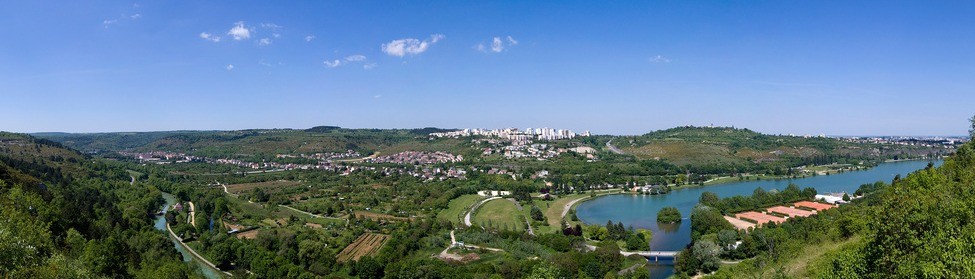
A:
[333, 152, 380, 163]
[464, 197, 501, 227]
[606, 139, 625, 155]
[130, 176, 135, 185]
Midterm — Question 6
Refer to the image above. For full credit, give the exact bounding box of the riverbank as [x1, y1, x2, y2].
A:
[154, 192, 229, 279]
[166, 223, 232, 277]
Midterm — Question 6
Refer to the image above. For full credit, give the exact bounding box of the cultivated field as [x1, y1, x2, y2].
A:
[337, 233, 391, 263]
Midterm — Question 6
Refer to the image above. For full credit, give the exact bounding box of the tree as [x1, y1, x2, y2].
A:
[692, 240, 722, 273]
[690, 205, 733, 240]
[657, 206, 682, 223]
[526, 265, 559, 279]
[842, 193, 850, 201]
[716, 230, 738, 251]
[699, 192, 720, 207]
[625, 233, 648, 251]
[530, 205, 545, 221]
[970, 114, 975, 139]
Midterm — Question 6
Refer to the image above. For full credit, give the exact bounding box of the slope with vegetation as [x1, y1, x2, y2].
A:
[675, 135, 975, 278]
[618, 126, 948, 173]
[0, 133, 199, 278]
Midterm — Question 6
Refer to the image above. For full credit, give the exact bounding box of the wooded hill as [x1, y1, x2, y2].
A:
[0, 133, 199, 278]
[616, 126, 949, 170]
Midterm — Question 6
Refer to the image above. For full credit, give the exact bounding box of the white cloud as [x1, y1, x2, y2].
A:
[345, 55, 366, 62]
[226, 64, 234, 70]
[305, 35, 315, 42]
[258, 38, 272, 46]
[373, 94, 382, 99]
[261, 23, 282, 30]
[130, 13, 142, 19]
[478, 35, 518, 53]
[102, 19, 118, 28]
[227, 21, 252, 40]
[200, 32, 221, 42]
[381, 34, 445, 57]
[363, 63, 377, 70]
[323, 60, 342, 68]
[491, 37, 504, 52]
[649, 55, 671, 63]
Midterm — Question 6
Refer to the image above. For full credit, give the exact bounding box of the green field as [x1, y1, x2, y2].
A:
[438, 194, 486, 226]
[472, 199, 524, 231]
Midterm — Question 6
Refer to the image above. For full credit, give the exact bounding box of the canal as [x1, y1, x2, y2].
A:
[153, 192, 225, 279]
[574, 159, 941, 278]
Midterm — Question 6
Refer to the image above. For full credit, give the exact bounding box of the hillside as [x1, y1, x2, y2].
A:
[36, 127, 475, 161]
[0, 133, 199, 278]
[697, 140, 975, 278]
[617, 126, 946, 169]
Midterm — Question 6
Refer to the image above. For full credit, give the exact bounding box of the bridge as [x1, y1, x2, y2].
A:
[587, 244, 679, 262]
[621, 250, 679, 262]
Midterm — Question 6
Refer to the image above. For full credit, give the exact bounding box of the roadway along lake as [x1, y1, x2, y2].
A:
[575, 160, 941, 278]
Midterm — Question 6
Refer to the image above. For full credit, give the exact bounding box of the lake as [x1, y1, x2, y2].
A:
[574, 159, 941, 278]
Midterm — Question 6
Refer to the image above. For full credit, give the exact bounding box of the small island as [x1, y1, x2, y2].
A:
[657, 206, 682, 223]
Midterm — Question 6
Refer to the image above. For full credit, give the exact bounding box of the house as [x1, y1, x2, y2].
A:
[814, 193, 848, 204]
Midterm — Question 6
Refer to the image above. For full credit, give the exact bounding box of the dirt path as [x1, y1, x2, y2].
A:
[606, 139, 625, 155]
[188, 201, 197, 228]
[438, 230, 505, 260]
[561, 197, 588, 220]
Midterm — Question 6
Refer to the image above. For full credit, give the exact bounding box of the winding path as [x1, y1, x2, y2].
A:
[464, 197, 501, 227]
[438, 230, 505, 260]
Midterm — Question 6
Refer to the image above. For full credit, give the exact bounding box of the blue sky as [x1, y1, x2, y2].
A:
[2, 1, 973, 135]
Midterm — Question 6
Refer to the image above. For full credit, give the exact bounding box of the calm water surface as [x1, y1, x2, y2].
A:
[575, 160, 941, 278]
[153, 192, 223, 279]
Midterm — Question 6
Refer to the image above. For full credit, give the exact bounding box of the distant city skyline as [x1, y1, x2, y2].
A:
[2, 1, 974, 136]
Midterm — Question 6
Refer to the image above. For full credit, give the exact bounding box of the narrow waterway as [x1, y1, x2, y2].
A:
[575, 160, 941, 278]
[153, 192, 224, 279]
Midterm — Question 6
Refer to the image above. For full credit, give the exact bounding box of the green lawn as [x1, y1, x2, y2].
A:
[438, 194, 485, 226]
[472, 199, 524, 231]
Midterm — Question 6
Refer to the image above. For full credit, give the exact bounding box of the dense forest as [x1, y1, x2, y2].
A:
[0, 133, 201, 278]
